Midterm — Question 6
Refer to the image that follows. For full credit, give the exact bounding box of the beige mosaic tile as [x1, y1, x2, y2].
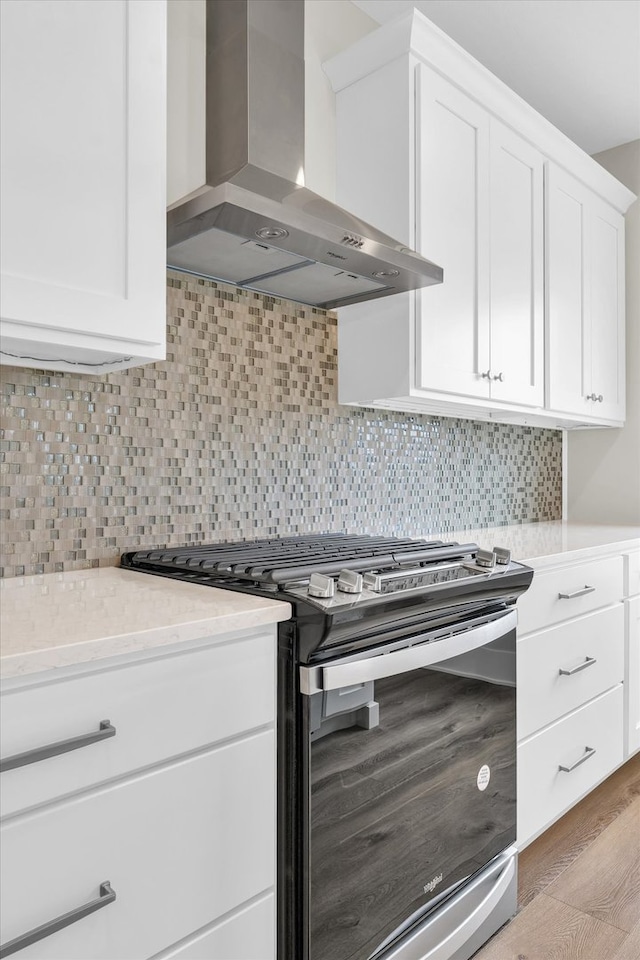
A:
[0, 272, 562, 577]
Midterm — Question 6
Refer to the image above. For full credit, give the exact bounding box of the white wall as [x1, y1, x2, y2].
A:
[304, 0, 377, 199]
[566, 139, 640, 524]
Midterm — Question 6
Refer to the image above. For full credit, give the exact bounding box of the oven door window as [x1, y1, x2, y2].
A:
[308, 628, 516, 960]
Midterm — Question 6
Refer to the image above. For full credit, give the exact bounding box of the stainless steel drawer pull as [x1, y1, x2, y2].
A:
[559, 746, 596, 774]
[0, 720, 116, 773]
[559, 656, 597, 677]
[558, 585, 596, 600]
[0, 881, 116, 957]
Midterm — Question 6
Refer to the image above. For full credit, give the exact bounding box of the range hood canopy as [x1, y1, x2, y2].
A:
[167, 0, 443, 311]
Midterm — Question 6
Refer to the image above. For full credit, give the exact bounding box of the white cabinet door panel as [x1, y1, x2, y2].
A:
[518, 685, 624, 848]
[416, 64, 491, 399]
[1, 630, 275, 818]
[489, 122, 544, 407]
[626, 595, 640, 757]
[517, 604, 624, 740]
[0, 732, 275, 959]
[545, 163, 625, 422]
[516, 554, 624, 635]
[545, 164, 587, 414]
[588, 197, 625, 421]
[0, 0, 166, 366]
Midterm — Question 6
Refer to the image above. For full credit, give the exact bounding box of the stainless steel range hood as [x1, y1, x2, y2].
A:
[167, 0, 443, 311]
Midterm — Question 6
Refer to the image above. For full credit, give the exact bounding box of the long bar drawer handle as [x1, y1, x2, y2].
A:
[0, 881, 116, 958]
[559, 746, 596, 773]
[559, 656, 597, 676]
[558, 585, 596, 600]
[0, 720, 115, 773]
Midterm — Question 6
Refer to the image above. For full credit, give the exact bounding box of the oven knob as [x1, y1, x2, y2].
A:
[493, 547, 511, 566]
[337, 569, 363, 594]
[308, 573, 335, 599]
[475, 548, 496, 569]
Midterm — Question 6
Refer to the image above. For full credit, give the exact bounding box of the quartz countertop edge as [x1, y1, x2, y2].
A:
[448, 521, 640, 569]
[0, 567, 291, 680]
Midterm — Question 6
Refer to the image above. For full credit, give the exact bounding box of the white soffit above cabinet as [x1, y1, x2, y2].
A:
[351, 0, 640, 156]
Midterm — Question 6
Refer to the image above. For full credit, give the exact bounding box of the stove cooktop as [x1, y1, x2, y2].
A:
[121, 533, 533, 657]
[121, 532, 525, 602]
[122, 533, 475, 583]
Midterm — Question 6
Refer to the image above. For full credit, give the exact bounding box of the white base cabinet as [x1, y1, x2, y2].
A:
[516, 543, 639, 848]
[625, 549, 640, 756]
[0, 0, 167, 374]
[0, 628, 277, 960]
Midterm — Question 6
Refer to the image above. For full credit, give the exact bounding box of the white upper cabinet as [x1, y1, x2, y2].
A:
[326, 9, 635, 429]
[546, 165, 626, 423]
[0, 0, 167, 375]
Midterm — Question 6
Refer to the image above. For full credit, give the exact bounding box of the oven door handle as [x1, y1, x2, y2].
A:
[300, 608, 517, 694]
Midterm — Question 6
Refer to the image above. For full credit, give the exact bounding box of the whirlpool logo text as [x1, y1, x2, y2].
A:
[423, 873, 443, 894]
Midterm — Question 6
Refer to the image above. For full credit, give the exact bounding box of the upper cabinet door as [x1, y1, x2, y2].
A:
[0, 0, 166, 372]
[415, 64, 491, 399]
[489, 122, 544, 407]
[588, 197, 626, 422]
[546, 164, 625, 423]
[545, 164, 588, 415]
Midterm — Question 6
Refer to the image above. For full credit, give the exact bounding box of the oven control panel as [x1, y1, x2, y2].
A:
[363, 562, 486, 594]
[287, 548, 514, 608]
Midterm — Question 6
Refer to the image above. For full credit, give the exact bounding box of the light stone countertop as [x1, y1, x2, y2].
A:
[0, 567, 291, 680]
[2, 522, 639, 680]
[449, 521, 640, 568]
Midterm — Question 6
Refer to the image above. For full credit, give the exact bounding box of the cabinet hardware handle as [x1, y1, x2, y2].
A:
[0, 881, 116, 958]
[559, 656, 597, 676]
[491, 372, 504, 381]
[558, 746, 596, 774]
[586, 393, 604, 402]
[481, 370, 492, 379]
[0, 720, 116, 773]
[558, 585, 596, 600]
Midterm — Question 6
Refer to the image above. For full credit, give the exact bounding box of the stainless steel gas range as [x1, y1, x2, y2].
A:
[122, 534, 533, 960]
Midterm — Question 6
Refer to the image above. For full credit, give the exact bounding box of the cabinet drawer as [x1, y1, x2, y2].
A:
[517, 685, 623, 848]
[0, 731, 275, 959]
[517, 555, 623, 634]
[0, 629, 275, 818]
[517, 604, 624, 740]
[155, 893, 275, 960]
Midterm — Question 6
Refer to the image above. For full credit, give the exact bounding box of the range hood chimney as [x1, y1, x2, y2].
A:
[167, 0, 443, 310]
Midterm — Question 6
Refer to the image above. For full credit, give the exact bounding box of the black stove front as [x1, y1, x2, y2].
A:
[122, 534, 533, 960]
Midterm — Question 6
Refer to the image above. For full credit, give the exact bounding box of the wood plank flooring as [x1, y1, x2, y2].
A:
[473, 754, 640, 960]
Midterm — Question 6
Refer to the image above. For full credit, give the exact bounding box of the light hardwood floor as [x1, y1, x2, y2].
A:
[473, 754, 640, 960]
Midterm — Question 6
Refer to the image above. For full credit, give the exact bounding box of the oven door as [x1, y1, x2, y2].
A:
[299, 607, 517, 960]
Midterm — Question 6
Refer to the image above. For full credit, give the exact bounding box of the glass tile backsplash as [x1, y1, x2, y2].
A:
[0, 273, 562, 577]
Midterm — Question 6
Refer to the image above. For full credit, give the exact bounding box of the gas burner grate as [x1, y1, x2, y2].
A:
[125, 533, 476, 585]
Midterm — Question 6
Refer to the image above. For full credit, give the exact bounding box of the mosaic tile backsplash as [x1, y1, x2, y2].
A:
[0, 273, 562, 578]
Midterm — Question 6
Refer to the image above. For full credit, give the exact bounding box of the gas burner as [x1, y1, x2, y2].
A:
[123, 534, 519, 610]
